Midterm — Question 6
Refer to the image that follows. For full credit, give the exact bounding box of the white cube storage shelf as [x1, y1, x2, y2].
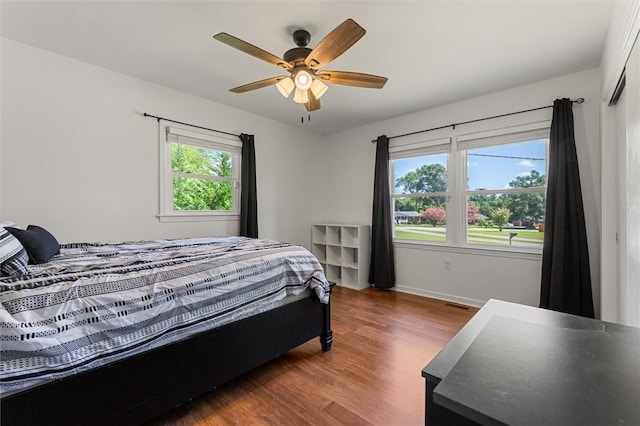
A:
[311, 224, 370, 290]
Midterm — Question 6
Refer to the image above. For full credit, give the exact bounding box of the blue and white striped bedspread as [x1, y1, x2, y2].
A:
[0, 236, 329, 395]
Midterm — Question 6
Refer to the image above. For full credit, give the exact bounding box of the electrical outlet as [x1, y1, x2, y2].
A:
[444, 259, 452, 270]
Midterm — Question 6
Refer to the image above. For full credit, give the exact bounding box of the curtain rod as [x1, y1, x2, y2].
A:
[143, 113, 242, 139]
[371, 97, 584, 143]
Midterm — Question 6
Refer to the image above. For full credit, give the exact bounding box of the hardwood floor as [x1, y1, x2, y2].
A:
[146, 287, 478, 426]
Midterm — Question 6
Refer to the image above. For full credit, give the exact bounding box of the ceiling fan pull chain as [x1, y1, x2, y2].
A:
[300, 114, 311, 124]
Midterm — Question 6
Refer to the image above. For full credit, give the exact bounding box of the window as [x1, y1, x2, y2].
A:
[159, 124, 241, 221]
[462, 133, 548, 250]
[391, 124, 549, 252]
[390, 138, 450, 243]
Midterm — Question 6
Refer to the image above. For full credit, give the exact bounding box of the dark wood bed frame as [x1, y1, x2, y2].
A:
[1, 290, 333, 425]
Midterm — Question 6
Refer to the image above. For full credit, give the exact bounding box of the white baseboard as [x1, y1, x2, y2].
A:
[394, 285, 485, 308]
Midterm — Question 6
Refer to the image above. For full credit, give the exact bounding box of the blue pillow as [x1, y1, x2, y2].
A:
[0, 228, 29, 276]
[5, 225, 60, 264]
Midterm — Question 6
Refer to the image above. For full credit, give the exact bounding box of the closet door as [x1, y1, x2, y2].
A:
[621, 41, 640, 327]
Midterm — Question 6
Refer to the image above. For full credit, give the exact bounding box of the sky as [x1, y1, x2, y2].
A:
[393, 139, 547, 192]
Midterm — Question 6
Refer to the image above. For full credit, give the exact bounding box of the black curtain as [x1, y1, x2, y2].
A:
[369, 135, 395, 289]
[239, 133, 258, 238]
[540, 99, 594, 318]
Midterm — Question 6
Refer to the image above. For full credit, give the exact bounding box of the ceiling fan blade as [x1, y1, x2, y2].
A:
[317, 71, 388, 89]
[305, 91, 321, 112]
[214, 32, 292, 70]
[304, 19, 366, 70]
[229, 76, 287, 93]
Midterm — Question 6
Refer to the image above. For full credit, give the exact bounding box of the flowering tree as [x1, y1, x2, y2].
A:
[422, 207, 447, 227]
[467, 201, 480, 224]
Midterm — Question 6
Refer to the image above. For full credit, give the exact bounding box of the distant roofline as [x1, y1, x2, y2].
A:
[394, 211, 421, 217]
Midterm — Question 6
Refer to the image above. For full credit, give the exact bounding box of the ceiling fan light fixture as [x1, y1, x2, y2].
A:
[294, 70, 313, 90]
[310, 79, 328, 99]
[214, 19, 387, 113]
[293, 88, 309, 104]
[275, 77, 295, 98]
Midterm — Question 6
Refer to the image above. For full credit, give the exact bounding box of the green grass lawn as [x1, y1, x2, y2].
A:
[467, 227, 544, 241]
[394, 229, 446, 241]
[395, 225, 544, 244]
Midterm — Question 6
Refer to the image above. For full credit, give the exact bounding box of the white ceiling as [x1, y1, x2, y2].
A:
[1, 1, 615, 135]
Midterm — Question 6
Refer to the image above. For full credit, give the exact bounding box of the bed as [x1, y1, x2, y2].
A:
[0, 234, 333, 425]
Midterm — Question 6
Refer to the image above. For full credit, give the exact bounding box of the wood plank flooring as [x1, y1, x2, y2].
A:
[146, 287, 478, 426]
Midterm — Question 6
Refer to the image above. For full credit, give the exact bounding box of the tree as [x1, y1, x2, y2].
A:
[469, 192, 502, 217]
[505, 170, 546, 227]
[422, 207, 446, 227]
[467, 201, 480, 224]
[478, 218, 492, 228]
[396, 166, 546, 230]
[508, 170, 545, 189]
[491, 207, 511, 231]
[396, 164, 447, 208]
[172, 145, 233, 211]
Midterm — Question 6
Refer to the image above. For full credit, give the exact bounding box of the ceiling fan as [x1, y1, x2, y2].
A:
[213, 18, 388, 112]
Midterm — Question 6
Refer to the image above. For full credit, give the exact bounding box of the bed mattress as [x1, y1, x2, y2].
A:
[0, 236, 329, 395]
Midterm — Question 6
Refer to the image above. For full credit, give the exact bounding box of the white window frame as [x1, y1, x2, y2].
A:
[390, 137, 452, 245]
[158, 121, 242, 222]
[459, 124, 550, 253]
[390, 121, 550, 255]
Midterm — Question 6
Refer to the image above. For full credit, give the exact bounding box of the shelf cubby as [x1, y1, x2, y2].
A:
[311, 225, 327, 244]
[312, 244, 327, 263]
[342, 247, 358, 268]
[325, 264, 341, 283]
[342, 226, 359, 247]
[326, 226, 341, 245]
[342, 267, 359, 287]
[326, 245, 342, 265]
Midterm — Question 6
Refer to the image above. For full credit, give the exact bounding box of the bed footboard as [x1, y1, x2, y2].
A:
[0, 293, 332, 426]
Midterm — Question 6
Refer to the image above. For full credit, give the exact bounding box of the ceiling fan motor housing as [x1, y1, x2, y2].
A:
[292, 29, 311, 47]
[283, 47, 312, 64]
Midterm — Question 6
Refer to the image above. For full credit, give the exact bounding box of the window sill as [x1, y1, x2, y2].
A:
[394, 240, 542, 260]
[157, 213, 239, 223]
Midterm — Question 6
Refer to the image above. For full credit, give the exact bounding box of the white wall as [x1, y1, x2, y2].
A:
[0, 38, 608, 314]
[0, 39, 325, 247]
[321, 69, 602, 309]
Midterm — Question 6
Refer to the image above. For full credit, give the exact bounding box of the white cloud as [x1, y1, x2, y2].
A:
[518, 160, 535, 167]
[519, 172, 532, 177]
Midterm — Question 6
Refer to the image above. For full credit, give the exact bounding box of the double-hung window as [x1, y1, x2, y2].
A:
[159, 123, 241, 221]
[459, 127, 549, 250]
[391, 123, 549, 252]
[390, 138, 451, 243]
